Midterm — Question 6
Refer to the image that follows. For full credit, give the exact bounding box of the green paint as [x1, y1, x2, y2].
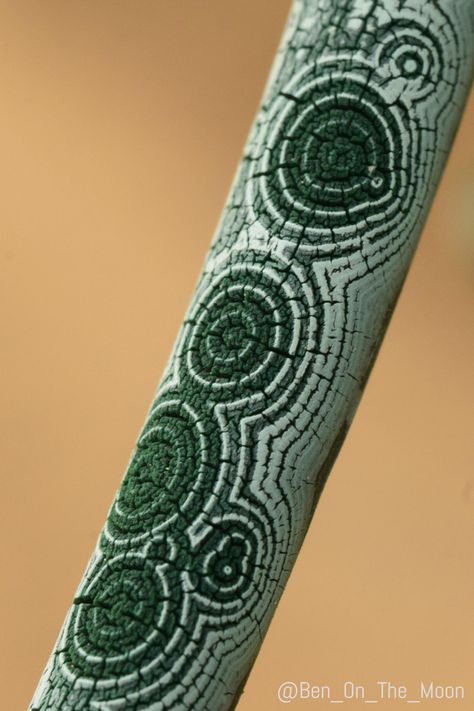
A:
[30, 2, 474, 710]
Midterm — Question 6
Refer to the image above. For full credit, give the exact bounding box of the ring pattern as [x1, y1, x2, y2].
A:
[249, 66, 414, 250]
[192, 514, 264, 611]
[376, 20, 444, 102]
[106, 400, 210, 543]
[183, 250, 311, 405]
[64, 554, 171, 679]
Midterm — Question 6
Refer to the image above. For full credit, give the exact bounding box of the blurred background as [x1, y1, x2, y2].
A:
[0, 2, 473, 709]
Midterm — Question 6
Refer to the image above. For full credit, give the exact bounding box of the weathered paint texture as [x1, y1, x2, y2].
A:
[30, 2, 474, 710]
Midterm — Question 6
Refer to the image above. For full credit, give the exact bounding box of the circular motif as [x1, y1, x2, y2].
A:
[249, 67, 411, 248]
[193, 515, 264, 610]
[185, 251, 312, 403]
[106, 400, 209, 541]
[376, 22, 443, 102]
[64, 555, 169, 679]
[297, 103, 390, 206]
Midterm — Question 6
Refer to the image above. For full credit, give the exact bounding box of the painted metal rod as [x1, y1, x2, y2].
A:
[30, 2, 474, 710]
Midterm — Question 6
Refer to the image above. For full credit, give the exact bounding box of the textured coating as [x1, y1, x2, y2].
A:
[30, 2, 474, 710]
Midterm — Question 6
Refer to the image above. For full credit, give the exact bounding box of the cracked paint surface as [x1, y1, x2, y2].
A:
[30, 2, 474, 710]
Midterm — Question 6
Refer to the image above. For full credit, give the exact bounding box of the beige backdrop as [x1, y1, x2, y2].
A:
[0, 2, 472, 710]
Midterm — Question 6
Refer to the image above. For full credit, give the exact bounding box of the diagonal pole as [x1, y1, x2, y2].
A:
[30, 2, 474, 710]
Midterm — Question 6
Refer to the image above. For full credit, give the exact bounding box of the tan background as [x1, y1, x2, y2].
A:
[0, 2, 472, 709]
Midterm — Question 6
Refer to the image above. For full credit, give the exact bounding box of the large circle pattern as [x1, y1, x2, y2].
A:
[63, 555, 169, 679]
[185, 251, 313, 403]
[249, 67, 412, 248]
[106, 400, 208, 541]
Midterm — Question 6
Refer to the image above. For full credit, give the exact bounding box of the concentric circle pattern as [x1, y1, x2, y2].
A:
[376, 21, 443, 102]
[185, 252, 307, 402]
[106, 400, 207, 541]
[189, 283, 279, 388]
[250, 68, 411, 247]
[193, 515, 263, 609]
[30, 2, 472, 711]
[63, 555, 169, 679]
